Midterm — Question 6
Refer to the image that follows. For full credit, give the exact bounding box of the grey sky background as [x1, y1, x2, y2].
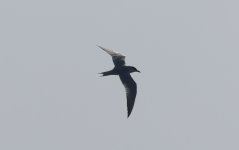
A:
[1, 0, 239, 149]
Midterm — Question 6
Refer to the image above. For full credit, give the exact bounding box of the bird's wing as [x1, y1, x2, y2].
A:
[98, 45, 126, 67]
[119, 73, 137, 117]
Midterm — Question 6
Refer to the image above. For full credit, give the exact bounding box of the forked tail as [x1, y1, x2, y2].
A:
[99, 70, 113, 76]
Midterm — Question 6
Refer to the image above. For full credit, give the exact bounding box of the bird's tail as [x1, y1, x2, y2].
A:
[99, 70, 113, 76]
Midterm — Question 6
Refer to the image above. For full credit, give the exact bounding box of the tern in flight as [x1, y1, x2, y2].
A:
[98, 46, 140, 117]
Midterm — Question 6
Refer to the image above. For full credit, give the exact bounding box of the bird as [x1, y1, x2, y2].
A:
[98, 45, 140, 117]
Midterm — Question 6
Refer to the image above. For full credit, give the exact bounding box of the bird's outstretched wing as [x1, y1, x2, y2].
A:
[119, 73, 137, 117]
[98, 45, 126, 67]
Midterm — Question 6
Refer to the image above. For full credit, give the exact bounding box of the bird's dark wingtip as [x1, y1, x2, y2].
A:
[127, 110, 132, 118]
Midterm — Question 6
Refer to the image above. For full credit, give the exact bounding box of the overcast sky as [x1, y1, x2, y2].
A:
[1, 0, 239, 150]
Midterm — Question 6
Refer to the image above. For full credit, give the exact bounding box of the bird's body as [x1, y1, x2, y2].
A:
[100, 66, 139, 76]
[98, 45, 140, 117]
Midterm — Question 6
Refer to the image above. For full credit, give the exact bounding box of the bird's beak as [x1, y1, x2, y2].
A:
[137, 70, 141, 73]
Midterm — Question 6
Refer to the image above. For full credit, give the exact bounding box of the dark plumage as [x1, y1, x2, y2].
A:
[98, 45, 140, 117]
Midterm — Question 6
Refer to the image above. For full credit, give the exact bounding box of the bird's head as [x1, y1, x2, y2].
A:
[129, 66, 141, 73]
